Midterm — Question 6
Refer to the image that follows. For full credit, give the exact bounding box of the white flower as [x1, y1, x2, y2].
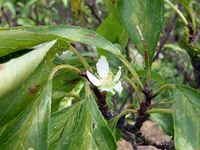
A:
[87, 56, 122, 94]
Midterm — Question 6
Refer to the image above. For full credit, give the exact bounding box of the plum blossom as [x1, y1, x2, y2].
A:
[86, 56, 122, 94]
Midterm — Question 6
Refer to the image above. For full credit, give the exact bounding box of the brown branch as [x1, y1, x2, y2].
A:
[81, 72, 174, 148]
[190, 55, 200, 89]
[187, 22, 195, 43]
[153, 13, 178, 61]
[85, 0, 102, 23]
[80, 72, 113, 119]
[122, 131, 138, 150]
[92, 87, 113, 119]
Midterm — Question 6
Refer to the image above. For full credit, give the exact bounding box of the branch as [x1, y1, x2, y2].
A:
[135, 132, 175, 149]
[92, 87, 113, 119]
[153, 13, 178, 61]
[85, 0, 102, 23]
[82, 72, 174, 148]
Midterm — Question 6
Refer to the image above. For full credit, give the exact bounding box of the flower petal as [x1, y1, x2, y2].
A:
[114, 66, 121, 82]
[96, 56, 109, 79]
[114, 81, 122, 93]
[86, 71, 101, 86]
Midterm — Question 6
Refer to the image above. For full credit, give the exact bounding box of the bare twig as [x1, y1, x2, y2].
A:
[85, 0, 102, 23]
[122, 131, 138, 150]
[153, 13, 178, 61]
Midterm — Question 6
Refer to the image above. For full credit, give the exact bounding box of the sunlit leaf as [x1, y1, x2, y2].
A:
[0, 25, 121, 57]
[0, 40, 68, 127]
[0, 29, 56, 57]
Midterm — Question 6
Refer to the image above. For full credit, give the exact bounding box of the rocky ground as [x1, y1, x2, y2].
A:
[117, 121, 172, 150]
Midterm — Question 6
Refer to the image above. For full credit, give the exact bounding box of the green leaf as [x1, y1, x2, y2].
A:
[0, 29, 56, 57]
[17, 17, 35, 26]
[173, 85, 200, 150]
[52, 70, 80, 93]
[137, 70, 165, 84]
[0, 25, 121, 57]
[150, 113, 174, 136]
[180, 40, 200, 59]
[0, 0, 6, 8]
[0, 81, 51, 149]
[0, 40, 56, 97]
[178, 0, 192, 11]
[0, 26, 142, 89]
[49, 95, 117, 150]
[0, 39, 68, 149]
[97, 12, 128, 49]
[0, 40, 68, 127]
[117, 0, 164, 67]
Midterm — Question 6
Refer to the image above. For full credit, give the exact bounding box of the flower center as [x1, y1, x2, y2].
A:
[100, 72, 113, 86]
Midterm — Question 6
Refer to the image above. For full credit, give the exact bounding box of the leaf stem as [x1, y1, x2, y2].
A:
[153, 84, 175, 97]
[49, 64, 81, 80]
[146, 108, 173, 114]
[146, 66, 151, 87]
[69, 45, 92, 71]
[109, 109, 137, 129]
[116, 109, 138, 119]
[118, 54, 144, 90]
[53, 91, 81, 101]
[123, 75, 143, 102]
[164, 0, 189, 26]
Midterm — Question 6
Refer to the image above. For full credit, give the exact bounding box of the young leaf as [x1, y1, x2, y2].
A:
[173, 85, 200, 150]
[117, 0, 164, 67]
[48, 95, 117, 150]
